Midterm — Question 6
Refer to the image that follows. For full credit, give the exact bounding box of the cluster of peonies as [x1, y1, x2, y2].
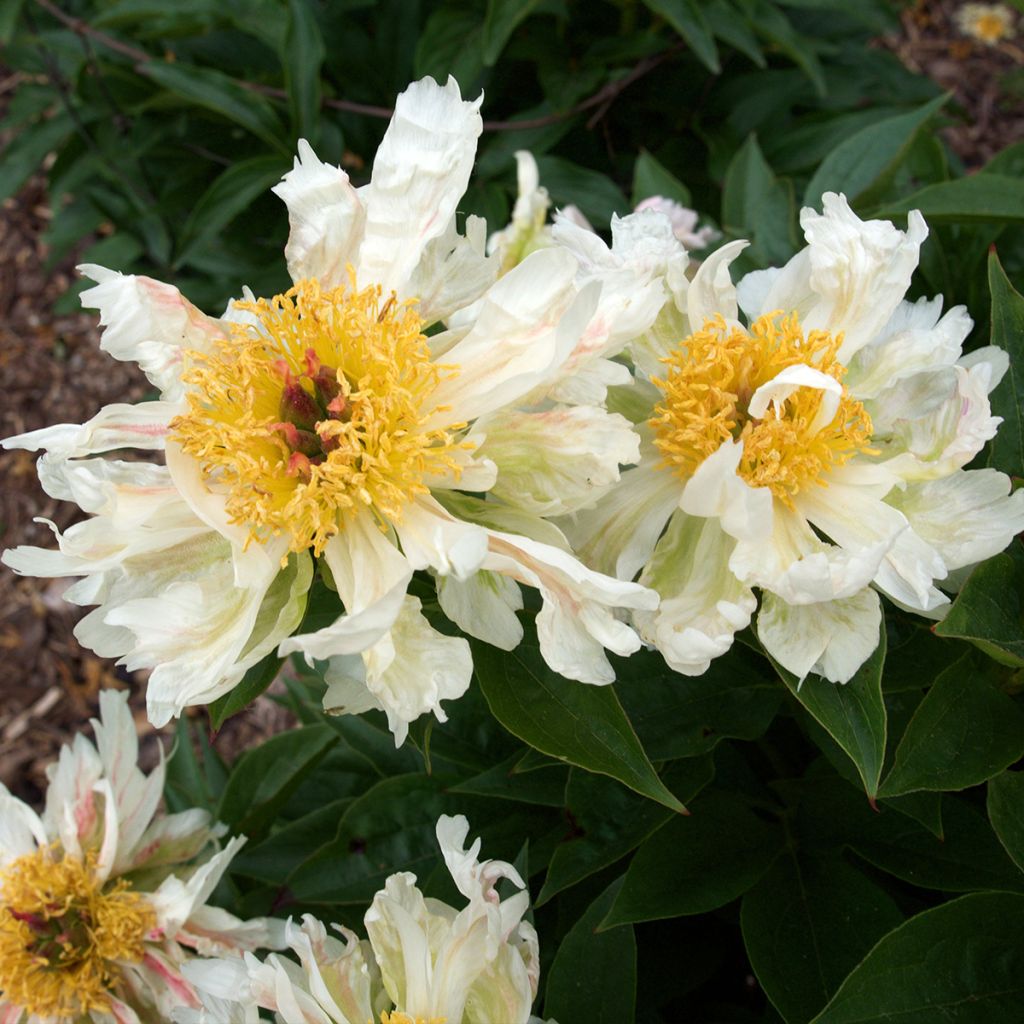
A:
[0, 694, 540, 1024]
[4, 74, 1023, 744]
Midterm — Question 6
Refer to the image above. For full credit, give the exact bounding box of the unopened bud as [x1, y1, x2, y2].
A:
[280, 382, 320, 430]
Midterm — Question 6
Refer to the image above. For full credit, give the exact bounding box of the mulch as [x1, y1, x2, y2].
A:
[0, 0, 1020, 806]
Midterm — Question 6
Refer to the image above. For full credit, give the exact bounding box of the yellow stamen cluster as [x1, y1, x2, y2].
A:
[0, 846, 154, 1021]
[171, 273, 469, 557]
[378, 1014, 446, 1024]
[650, 312, 874, 505]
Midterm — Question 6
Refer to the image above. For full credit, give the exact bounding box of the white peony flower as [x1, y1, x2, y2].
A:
[955, 2, 1016, 44]
[0, 690, 279, 1024]
[2, 77, 655, 743]
[634, 196, 720, 251]
[566, 192, 1024, 684]
[180, 814, 540, 1024]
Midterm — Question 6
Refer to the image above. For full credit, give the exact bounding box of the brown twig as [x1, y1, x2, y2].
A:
[30, 0, 681, 133]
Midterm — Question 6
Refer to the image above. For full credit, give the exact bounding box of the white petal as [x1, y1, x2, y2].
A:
[436, 570, 524, 651]
[800, 193, 928, 362]
[680, 439, 774, 542]
[428, 248, 596, 423]
[357, 76, 482, 297]
[757, 588, 881, 684]
[78, 265, 227, 400]
[887, 469, 1024, 572]
[393, 495, 488, 579]
[0, 787, 47, 865]
[561, 458, 681, 580]
[635, 512, 756, 675]
[3, 401, 177, 456]
[747, 363, 842, 435]
[475, 405, 640, 517]
[273, 138, 365, 289]
[686, 238, 747, 328]
[323, 510, 412, 615]
[483, 530, 657, 685]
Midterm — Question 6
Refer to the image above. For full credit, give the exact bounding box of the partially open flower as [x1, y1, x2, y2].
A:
[0, 691, 278, 1023]
[2, 77, 655, 743]
[178, 815, 540, 1024]
[566, 193, 1024, 683]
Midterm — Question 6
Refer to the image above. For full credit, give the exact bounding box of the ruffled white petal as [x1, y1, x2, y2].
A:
[634, 512, 756, 676]
[757, 588, 882, 684]
[0, 786, 47, 865]
[3, 401, 177, 456]
[436, 569, 524, 652]
[273, 138, 365, 289]
[357, 76, 482, 297]
[392, 494, 488, 579]
[78, 265, 227, 400]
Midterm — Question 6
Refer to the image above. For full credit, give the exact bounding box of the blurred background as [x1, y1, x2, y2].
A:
[2, 0, 1023, 800]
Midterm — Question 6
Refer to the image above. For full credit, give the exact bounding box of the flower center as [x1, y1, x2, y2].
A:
[379, 1014, 446, 1024]
[171, 274, 468, 556]
[649, 312, 874, 505]
[0, 846, 154, 1021]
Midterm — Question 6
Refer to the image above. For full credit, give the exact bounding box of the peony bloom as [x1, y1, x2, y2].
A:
[633, 196, 719, 251]
[0, 690, 279, 1023]
[566, 192, 1024, 683]
[177, 814, 540, 1024]
[955, 2, 1016, 44]
[2, 77, 655, 742]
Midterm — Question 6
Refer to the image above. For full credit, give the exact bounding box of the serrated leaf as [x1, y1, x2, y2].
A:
[284, 0, 324, 142]
[880, 653, 1024, 797]
[217, 724, 337, 841]
[988, 770, 1024, 874]
[601, 791, 782, 927]
[803, 93, 947, 209]
[742, 853, 904, 1024]
[143, 61, 286, 151]
[642, 0, 720, 72]
[985, 251, 1024, 480]
[811, 893, 1024, 1023]
[472, 638, 685, 813]
[774, 627, 888, 797]
[545, 878, 637, 1024]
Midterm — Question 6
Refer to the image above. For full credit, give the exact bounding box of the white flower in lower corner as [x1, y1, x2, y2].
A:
[2, 76, 656, 743]
[566, 192, 1024, 685]
[180, 814, 540, 1024]
[0, 691, 279, 1024]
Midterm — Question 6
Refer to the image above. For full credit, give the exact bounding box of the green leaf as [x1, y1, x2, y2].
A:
[481, 0, 542, 66]
[615, 645, 781, 761]
[803, 93, 947, 209]
[414, 7, 485, 89]
[217, 724, 338, 841]
[742, 852, 904, 1024]
[872, 174, 1024, 224]
[601, 791, 782, 927]
[537, 757, 714, 905]
[472, 637, 685, 813]
[284, 0, 324, 142]
[176, 155, 288, 266]
[631, 149, 693, 208]
[811, 893, 1024, 1023]
[935, 552, 1024, 667]
[721, 132, 795, 265]
[164, 715, 225, 815]
[880, 653, 1024, 797]
[748, 0, 826, 96]
[642, 0, 720, 72]
[544, 878, 637, 1024]
[449, 751, 570, 807]
[207, 653, 282, 733]
[0, 0, 26, 44]
[986, 251, 1024, 480]
[142, 61, 287, 151]
[988, 770, 1024, 873]
[534, 156, 630, 229]
[774, 627, 888, 797]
